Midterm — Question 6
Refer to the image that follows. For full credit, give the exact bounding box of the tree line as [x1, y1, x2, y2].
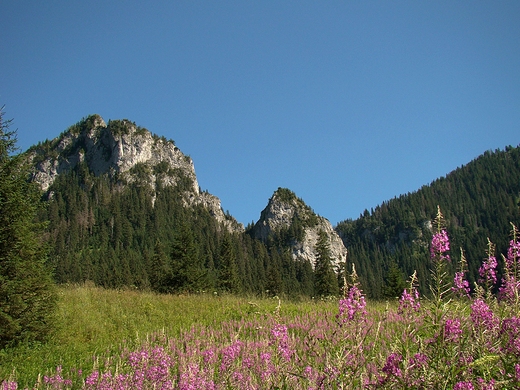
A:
[336, 145, 520, 299]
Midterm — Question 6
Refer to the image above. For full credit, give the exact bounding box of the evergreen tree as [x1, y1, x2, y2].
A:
[218, 234, 241, 293]
[314, 230, 339, 297]
[382, 260, 407, 299]
[149, 239, 170, 293]
[0, 107, 56, 347]
[170, 222, 207, 292]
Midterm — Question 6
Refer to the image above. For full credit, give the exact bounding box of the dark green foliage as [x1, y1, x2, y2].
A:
[217, 234, 241, 293]
[382, 260, 407, 299]
[336, 145, 520, 299]
[169, 222, 207, 293]
[0, 107, 56, 348]
[314, 230, 339, 297]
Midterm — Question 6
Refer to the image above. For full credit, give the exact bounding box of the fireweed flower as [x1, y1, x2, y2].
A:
[398, 287, 420, 315]
[430, 229, 451, 261]
[470, 298, 499, 332]
[382, 352, 403, 378]
[337, 285, 367, 323]
[0, 382, 17, 390]
[444, 318, 463, 343]
[499, 317, 520, 356]
[479, 253, 498, 286]
[220, 340, 243, 371]
[453, 271, 471, 297]
[454, 382, 474, 390]
[270, 324, 293, 361]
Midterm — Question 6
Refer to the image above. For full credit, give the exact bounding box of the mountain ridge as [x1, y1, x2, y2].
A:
[23, 115, 520, 298]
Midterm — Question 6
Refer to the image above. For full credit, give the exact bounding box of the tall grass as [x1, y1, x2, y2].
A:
[2, 214, 520, 388]
[0, 284, 337, 388]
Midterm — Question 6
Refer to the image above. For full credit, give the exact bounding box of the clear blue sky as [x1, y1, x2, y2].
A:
[2, 1, 519, 226]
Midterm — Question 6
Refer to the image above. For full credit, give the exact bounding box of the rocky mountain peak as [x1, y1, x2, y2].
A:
[27, 115, 242, 232]
[251, 187, 347, 269]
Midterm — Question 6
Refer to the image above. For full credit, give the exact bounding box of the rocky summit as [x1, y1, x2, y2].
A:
[27, 115, 241, 232]
[251, 188, 348, 270]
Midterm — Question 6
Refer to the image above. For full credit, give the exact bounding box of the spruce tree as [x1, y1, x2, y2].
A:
[314, 230, 339, 297]
[170, 222, 206, 292]
[218, 234, 241, 293]
[0, 107, 56, 348]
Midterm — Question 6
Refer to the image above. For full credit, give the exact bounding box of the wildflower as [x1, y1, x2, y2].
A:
[499, 225, 520, 304]
[515, 363, 520, 382]
[220, 340, 243, 371]
[479, 248, 498, 286]
[451, 249, 471, 297]
[85, 371, 99, 387]
[0, 381, 17, 390]
[398, 287, 420, 314]
[498, 275, 520, 303]
[270, 324, 292, 360]
[398, 270, 420, 315]
[453, 271, 471, 297]
[337, 285, 367, 323]
[430, 229, 451, 261]
[454, 382, 474, 390]
[444, 318, 463, 342]
[499, 317, 520, 356]
[409, 353, 428, 369]
[470, 298, 498, 332]
[476, 377, 496, 390]
[382, 352, 403, 378]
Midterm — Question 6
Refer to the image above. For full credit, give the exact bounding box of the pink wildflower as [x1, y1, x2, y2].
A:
[479, 255, 498, 286]
[270, 324, 293, 361]
[398, 287, 420, 315]
[430, 229, 451, 261]
[382, 352, 403, 378]
[470, 298, 499, 332]
[444, 318, 463, 342]
[337, 285, 367, 323]
[454, 382, 474, 390]
[453, 271, 471, 297]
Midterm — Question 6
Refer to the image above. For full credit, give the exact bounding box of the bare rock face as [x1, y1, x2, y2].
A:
[28, 115, 242, 232]
[251, 188, 347, 270]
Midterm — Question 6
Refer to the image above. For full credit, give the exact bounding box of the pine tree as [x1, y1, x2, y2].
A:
[314, 230, 339, 297]
[382, 260, 406, 299]
[0, 107, 56, 347]
[218, 234, 241, 293]
[170, 222, 206, 292]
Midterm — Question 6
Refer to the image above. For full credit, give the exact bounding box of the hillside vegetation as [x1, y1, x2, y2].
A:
[337, 145, 520, 298]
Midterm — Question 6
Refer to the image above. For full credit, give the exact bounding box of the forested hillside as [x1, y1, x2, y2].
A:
[29, 117, 325, 298]
[26, 116, 520, 301]
[336, 145, 520, 299]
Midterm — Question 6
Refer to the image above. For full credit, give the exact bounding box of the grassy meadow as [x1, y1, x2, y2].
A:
[2, 219, 520, 389]
[0, 284, 339, 388]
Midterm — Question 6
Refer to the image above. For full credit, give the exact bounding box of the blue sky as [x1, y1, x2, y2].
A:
[2, 1, 519, 226]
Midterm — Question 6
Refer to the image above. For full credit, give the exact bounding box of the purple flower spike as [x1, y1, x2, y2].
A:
[430, 229, 451, 261]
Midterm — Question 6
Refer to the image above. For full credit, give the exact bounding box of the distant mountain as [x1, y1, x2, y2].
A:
[24, 115, 519, 299]
[25, 115, 344, 297]
[336, 145, 520, 299]
[28, 114, 240, 232]
[250, 187, 347, 270]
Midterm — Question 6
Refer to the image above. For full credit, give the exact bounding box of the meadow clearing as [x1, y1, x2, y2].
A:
[1, 218, 520, 389]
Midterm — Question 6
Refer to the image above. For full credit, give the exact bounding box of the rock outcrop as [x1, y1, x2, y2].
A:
[251, 188, 347, 270]
[27, 115, 241, 232]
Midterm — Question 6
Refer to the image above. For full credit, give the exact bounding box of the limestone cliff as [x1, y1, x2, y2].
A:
[251, 188, 347, 270]
[27, 115, 241, 232]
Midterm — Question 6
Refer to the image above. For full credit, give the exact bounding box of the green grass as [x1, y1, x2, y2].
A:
[0, 284, 338, 387]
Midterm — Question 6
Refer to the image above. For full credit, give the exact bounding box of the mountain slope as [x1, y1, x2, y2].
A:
[25, 116, 344, 298]
[250, 187, 347, 270]
[336, 145, 520, 299]
[28, 114, 240, 231]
